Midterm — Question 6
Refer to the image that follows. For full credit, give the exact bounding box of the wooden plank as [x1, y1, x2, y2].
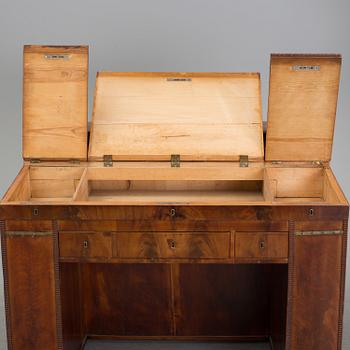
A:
[73, 169, 89, 201]
[89, 73, 263, 161]
[2, 166, 30, 202]
[23, 45, 88, 160]
[89, 123, 263, 161]
[266, 54, 341, 162]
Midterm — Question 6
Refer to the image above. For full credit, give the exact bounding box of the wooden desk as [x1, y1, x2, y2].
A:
[0, 47, 348, 350]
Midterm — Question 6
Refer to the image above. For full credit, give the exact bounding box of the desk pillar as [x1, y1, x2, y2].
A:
[287, 219, 348, 350]
[1, 223, 62, 350]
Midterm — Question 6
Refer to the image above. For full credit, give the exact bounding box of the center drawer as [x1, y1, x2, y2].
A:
[114, 232, 231, 259]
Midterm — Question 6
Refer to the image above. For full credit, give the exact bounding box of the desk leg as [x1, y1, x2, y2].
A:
[287, 220, 347, 350]
[1, 226, 61, 350]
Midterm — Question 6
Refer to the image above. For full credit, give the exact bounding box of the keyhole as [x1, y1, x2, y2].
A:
[83, 240, 89, 249]
[259, 240, 265, 250]
[309, 208, 314, 216]
[168, 239, 176, 249]
[33, 208, 39, 216]
[170, 208, 176, 217]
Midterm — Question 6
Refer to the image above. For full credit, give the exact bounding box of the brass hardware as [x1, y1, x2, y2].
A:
[83, 240, 89, 249]
[171, 154, 180, 168]
[33, 208, 39, 216]
[296, 230, 343, 236]
[167, 239, 176, 249]
[308, 208, 314, 216]
[239, 155, 248, 168]
[44, 54, 70, 60]
[292, 65, 320, 71]
[167, 78, 192, 82]
[170, 208, 176, 217]
[30, 158, 41, 164]
[103, 155, 113, 167]
[259, 240, 265, 250]
[5, 231, 52, 237]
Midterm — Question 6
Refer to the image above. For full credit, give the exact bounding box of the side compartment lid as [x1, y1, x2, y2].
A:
[266, 54, 341, 162]
[23, 45, 88, 160]
[88, 72, 264, 162]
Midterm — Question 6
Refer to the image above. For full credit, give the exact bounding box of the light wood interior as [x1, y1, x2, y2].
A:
[88, 72, 264, 162]
[266, 54, 341, 162]
[2, 164, 346, 205]
[22, 45, 88, 160]
[2, 166, 85, 202]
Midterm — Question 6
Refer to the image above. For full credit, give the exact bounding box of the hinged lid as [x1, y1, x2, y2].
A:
[266, 53, 341, 162]
[88, 72, 264, 162]
[23, 45, 88, 161]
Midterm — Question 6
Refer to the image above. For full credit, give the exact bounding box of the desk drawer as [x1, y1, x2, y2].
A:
[235, 232, 288, 260]
[59, 232, 112, 258]
[114, 232, 231, 259]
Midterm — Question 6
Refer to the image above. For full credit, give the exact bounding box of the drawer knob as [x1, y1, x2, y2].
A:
[259, 240, 265, 250]
[167, 239, 176, 250]
[83, 240, 89, 249]
[169, 208, 176, 217]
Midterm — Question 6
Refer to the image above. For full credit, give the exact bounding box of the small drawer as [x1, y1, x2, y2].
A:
[235, 232, 288, 260]
[114, 232, 230, 259]
[59, 232, 112, 258]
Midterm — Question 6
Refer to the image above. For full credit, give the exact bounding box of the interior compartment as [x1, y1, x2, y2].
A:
[264, 167, 344, 203]
[2, 166, 84, 202]
[86, 179, 264, 203]
[2, 164, 345, 205]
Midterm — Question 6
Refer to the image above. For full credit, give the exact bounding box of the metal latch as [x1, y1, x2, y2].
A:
[171, 154, 180, 168]
[103, 155, 113, 167]
[5, 231, 52, 237]
[295, 230, 343, 236]
[239, 155, 248, 167]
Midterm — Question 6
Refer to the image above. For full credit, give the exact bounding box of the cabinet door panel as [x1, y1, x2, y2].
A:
[2, 232, 59, 350]
[289, 232, 343, 350]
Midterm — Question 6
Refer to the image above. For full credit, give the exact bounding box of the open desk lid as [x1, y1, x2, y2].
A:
[23, 45, 88, 161]
[266, 54, 341, 162]
[88, 72, 264, 162]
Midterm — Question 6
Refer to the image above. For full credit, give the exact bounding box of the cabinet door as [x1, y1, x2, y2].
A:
[2, 231, 60, 350]
[288, 225, 346, 350]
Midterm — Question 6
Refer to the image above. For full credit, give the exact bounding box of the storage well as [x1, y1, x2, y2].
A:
[3, 166, 85, 202]
[2, 165, 346, 205]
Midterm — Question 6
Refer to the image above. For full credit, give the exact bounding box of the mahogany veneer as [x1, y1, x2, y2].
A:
[0, 46, 348, 350]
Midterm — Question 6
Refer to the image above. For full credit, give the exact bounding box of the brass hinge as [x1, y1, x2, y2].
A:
[103, 155, 113, 167]
[30, 158, 41, 164]
[171, 154, 180, 168]
[4, 231, 52, 237]
[239, 155, 248, 168]
[70, 159, 80, 164]
[295, 230, 343, 236]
